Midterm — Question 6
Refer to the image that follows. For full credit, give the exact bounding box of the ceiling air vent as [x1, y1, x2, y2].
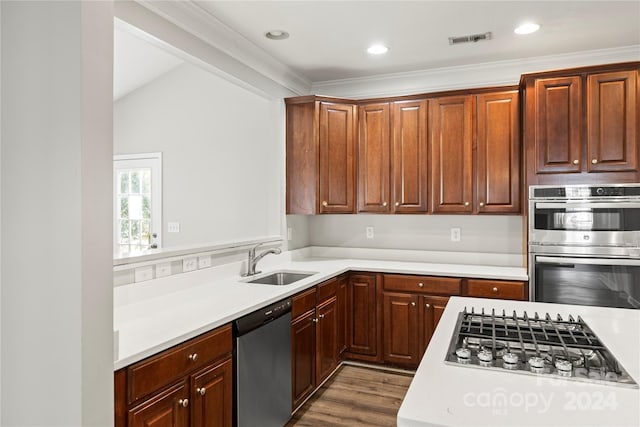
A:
[448, 32, 493, 45]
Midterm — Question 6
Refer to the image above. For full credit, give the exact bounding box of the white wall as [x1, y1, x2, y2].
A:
[1, 1, 113, 424]
[303, 214, 523, 254]
[114, 62, 283, 250]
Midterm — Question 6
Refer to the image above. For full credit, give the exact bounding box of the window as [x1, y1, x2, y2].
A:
[114, 153, 162, 254]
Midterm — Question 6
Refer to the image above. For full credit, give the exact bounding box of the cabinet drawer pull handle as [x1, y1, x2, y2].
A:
[319, 314, 325, 319]
[395, 202, 400, 207]
[312, 318, 318, 323]
[464, 202, 470, 206]
[178, 398, 189, 408]
[492, 287, 498, 293]
[425, 303, 431, 308]
[573, 159, 579, 165]
[322, 201, 328, 207]
[382, 201, 388, 207]
[479, 202, 484, 207]
[188, 353, 198, 362]
[197, 387, 206, 396]
[418, 282, 424, 288]
[411, 302, 416, 307]
[591, 159, 598, 164]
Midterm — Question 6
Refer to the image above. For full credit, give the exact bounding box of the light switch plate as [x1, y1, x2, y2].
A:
[450, 227, 461, 242]
[198, 256, 212, 269]
[168, 222, 180, 233]
[134, 265, 154, 282]
[183, 257, 197, 272]
[156, 262, 172, 278]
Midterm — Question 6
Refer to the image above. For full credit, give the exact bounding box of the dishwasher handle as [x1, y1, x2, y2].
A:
[235, 298, 292, 336]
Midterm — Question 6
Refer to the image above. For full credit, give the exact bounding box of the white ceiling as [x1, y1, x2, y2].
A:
[114, 1, 640, 99]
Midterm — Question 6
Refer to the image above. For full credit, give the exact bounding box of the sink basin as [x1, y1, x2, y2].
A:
[245, 271, 316, 286]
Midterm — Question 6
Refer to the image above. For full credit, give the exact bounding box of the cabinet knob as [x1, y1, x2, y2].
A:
[573, 159, 579, 165]
[178, 398, 189, 408]
[197, 387, 206, 396]
[395, 202, 400, 207]
[319, 314, 325, 319]
[479, 202, 484, 207]
[322, 201, 328, 207]
[312, 318, 318, 323]
[591, 159, 598, 164]
[425, 303, 431, 308]
[492, 287, 498, 293]
[418, 282, 424, 288]
[188, 353, 198, 362]
[464, 202, 469, 206]
[382, 201, 388, 207]
[411, 302, 416, 307]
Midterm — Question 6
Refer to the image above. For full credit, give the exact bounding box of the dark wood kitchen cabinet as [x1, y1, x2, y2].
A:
[290, 276, 344, 410]
[114, 324, 233, 427]
[358, 102, 391, 212]
[286, 96, 357, 214]
[522, 62, 640, 186]
[382, 274, 460, 368]
[344, 272, 381, 362]
[430, 90, 520, 214]
[429, 95, 474, 213]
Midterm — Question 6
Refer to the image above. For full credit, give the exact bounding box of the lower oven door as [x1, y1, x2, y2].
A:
[531, 255, 640, 309]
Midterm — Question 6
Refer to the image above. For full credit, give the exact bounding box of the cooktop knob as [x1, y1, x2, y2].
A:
[455, 347, 471, 364]
[502, 352, 519, 369]
[555, 359, 573, 377]
[528, 356, 545, 374]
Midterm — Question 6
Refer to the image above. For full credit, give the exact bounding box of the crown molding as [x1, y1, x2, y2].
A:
[312, 45, 640, 99]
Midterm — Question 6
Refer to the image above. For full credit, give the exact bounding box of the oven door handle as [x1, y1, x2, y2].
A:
[535, 202, 640, 209]
[536, 256, 640, 266]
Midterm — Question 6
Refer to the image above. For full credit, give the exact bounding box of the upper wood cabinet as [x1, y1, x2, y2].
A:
[392, 100, 429, 213]
[429, 95, 474, 213]
[476, 91, 520, 213]
[358, 103, 391, 213]
[522, 63, 640, 185]
[286, 97, 357, 214]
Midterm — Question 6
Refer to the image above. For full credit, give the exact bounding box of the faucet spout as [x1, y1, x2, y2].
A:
[244, 243, 282, 276]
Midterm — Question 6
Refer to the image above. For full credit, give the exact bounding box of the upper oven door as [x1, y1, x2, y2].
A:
[529, 201, 640, 247]
[532, 255, 640, 309]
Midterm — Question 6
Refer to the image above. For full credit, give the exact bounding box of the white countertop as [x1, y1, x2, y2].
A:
[114, 256, 527, 370]
[397, 296, 640, 427]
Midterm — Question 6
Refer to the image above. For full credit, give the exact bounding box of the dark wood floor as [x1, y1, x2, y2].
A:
[286, 364, 414, 427]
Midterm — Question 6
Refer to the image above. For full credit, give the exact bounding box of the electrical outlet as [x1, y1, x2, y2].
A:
[156, 262, 172, 278]
[450, 227, 461, 242]
[183, 257, 197, 272]
[366, 226, 374, 239]
[134, 266, 154, 282]
[198, 256, 212, 269]
[168, 222, 180, 233]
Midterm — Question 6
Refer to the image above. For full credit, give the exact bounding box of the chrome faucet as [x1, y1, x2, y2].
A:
[244, 243, 282, 276]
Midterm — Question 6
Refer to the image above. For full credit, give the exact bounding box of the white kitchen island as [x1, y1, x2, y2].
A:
[397, 296, 640, 427]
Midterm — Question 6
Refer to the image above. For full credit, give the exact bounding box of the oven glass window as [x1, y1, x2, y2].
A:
[534, 208, 640, 231]
[535, 259, 640, 309]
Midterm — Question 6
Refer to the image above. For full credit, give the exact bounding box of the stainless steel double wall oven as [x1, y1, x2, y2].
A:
[529, 184, 640, 309]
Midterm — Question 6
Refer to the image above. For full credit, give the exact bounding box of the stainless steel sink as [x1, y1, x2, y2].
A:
[245, 271, 315, 286]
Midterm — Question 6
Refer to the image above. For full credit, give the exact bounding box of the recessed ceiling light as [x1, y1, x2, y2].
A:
[514, 22, 540, 35]
[367, 44, 388, 55]
[265, 30, 290, 40]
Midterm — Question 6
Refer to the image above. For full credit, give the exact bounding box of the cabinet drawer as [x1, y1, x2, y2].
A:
[127, 324, 232, 404]
[292, 287, 317, 319]
[317, 278, 337, 304]
[383, 274, 461, 296]
[465, 279, 526, 300]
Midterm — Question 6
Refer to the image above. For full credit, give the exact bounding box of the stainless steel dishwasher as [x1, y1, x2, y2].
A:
[234, 298, 292, 427]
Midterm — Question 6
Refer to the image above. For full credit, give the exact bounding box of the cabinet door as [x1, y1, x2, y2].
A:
[430, 96, 474, 213]
[533, 76, 582, 173]
[319, 102, 356, 213]
[421, 296, 449, 356]
[383, 293, 420, 367]
[129, 382, 190, 427]
[347, 274, 377, 356]
[316, 298, 339, 384]
[392, 100, 428, 213]
[587, 70, 638, 173]
[476, 91, 520, 213]
[358, 103, 391, 212]
[336, 276, 348, 355]
[191, 358, 232, 427]
[291, 310, 316, 410]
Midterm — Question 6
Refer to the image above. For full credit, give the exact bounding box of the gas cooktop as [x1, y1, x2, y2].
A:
[445, 307, 638, 388]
